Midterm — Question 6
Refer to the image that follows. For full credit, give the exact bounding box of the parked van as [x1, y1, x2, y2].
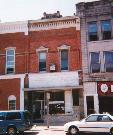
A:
[0, 110, 33, 135]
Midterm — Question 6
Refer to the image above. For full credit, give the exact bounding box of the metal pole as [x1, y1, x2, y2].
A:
[47, 98, 49, 128]
[46, 92, 50, 128]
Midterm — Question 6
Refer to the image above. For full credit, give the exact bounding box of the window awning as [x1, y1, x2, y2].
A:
[25, 71, 81, 91]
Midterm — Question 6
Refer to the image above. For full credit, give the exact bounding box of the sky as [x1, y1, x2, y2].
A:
[0, 0, 96, 22]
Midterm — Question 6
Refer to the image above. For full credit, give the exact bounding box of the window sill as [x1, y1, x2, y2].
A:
[61, 70, 69, 72]
[88, 39, 113, 43]
[39, 71, 47, 74]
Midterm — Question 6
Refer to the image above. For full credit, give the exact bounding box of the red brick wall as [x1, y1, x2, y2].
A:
[0, 27, 81, 74]
[0, 33, 28, 74]
[29, 28, 81, 72]
[0, 78, 20, 110]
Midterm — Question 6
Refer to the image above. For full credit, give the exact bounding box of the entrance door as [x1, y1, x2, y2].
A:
[33, 100, 44, 119]
[86, 96, 94, 115]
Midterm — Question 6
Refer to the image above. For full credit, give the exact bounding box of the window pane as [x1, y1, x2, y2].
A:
[101, 20, 111, 40]
[7, 56, 14, 61]
[88, 22, 97, 33]
[6, 112, 21, 120]
[7, 50, 14, 55]
[49, 92, 65, 114]
[88, 22, 98, 41]
[7, 62, 14, 67]
[101, 20, 111, 31]
[6, 49, 15, 74]
[61, 50, 68, 70]
[104, 52, 113, 72]
[9, 100, 16, 110]
[39, 52, 46, 71]
[49, 103, 65, 114]
[50, 92, 64, 101]
[86, 115, 98, 122]
[0, 113, 5, 120]
[90, 52, 100, 73]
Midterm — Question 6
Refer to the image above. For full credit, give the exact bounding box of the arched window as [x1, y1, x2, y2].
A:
[8, 95, 16, 110]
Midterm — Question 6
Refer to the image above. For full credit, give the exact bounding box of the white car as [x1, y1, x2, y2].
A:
[64, 114, 113, 135]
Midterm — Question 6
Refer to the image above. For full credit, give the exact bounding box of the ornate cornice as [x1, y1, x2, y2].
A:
[29, 16, 80, 31]
[0, 21, 28, 35]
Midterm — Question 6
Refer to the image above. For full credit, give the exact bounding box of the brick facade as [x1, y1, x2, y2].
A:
[0, 15, 82, 123]
[0, 78, 20, 110]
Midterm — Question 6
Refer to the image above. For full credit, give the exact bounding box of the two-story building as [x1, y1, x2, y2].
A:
[0, 12, 83, 123]
[76, 0, 113, 116]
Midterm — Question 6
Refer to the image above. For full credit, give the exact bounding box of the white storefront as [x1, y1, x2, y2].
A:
[24, 71, 83, 123]
[84, 82, 99, 117]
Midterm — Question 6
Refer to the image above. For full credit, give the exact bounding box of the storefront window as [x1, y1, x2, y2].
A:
[49, 92, 65, 114]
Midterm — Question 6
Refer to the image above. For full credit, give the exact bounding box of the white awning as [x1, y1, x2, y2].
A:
[27, 71, 80, 91]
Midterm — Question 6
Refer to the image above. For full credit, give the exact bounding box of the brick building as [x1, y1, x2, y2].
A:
[76, 0, 113, 116]
[0, 12, 83, 123]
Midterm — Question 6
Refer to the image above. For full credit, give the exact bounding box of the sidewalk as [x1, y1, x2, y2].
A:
[25, 125, 65, 135]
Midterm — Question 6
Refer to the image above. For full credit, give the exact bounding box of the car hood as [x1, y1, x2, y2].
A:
[64, 121, 80, 127]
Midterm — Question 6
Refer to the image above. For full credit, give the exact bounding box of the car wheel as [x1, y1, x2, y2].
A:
[110, 127, 113, 135]
[7, 126, 17, 135]
[69, 126, 79, 135]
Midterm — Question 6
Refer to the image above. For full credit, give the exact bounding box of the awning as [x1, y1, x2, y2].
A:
[25, 71, 81, 91]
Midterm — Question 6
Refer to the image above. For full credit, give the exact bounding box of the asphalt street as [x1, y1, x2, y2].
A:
[23, 126, 110, 135]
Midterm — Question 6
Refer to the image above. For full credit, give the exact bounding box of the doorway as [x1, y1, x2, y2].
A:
[86, 96, 94, 115]
[33, 100, 44, 119]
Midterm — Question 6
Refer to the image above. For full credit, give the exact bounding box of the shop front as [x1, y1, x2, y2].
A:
[24, 71, 83, 123]
[98, 82, 113, 115]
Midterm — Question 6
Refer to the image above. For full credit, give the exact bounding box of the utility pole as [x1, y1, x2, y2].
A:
[46, 92, 50, 128]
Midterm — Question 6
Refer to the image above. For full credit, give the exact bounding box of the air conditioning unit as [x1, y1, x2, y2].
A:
[50, 64, 56, 71]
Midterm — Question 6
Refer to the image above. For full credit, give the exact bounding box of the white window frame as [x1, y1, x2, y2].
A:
[104, 51, 113, 72]
[36, 46, 48, 73]
[8, 95, 16, 110]
[90, 52, 101, 73]
[5, 47, 15, 74]
[58, 45, 70, 71]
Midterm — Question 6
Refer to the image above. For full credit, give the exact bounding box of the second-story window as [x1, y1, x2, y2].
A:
[104, 51, 113, 72]
[39, 51, 46, 72]
[101, 20, 112, 40]
[90, 52, 100, 73]
[6, 49, 15, 74]
[61, 50, 68, 71]
[88, 22, 98, 41]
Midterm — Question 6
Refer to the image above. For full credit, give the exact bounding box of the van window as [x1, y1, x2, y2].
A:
[6, 112, 21, 120]
[23, 111, 31, 120]
[0, 112, 5, 120]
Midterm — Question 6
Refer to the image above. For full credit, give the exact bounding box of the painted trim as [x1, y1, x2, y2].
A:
[36, 46, 48, 52]
[8, 95, 16, 110]
[59, 48, 70, 71]
[0, 21, 28, 35]
[5, 48, 15, 74]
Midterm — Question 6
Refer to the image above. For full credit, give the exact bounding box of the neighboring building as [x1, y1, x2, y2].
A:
[76, 0, 113, 116]
[0, 12, 83, 123]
